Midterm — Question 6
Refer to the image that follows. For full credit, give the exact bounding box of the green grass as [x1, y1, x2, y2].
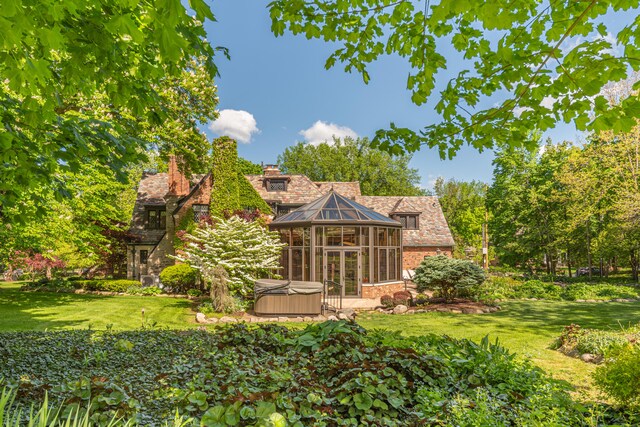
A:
[358, 301, 640, 399]
[0, 282, 194, 330]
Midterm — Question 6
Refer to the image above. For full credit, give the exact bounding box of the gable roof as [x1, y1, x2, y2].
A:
[355, 196, 455, 247]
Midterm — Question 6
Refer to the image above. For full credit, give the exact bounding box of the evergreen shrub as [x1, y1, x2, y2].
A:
[159, 264, 199, 293]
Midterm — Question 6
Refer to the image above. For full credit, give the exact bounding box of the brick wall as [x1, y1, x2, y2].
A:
[403, 246, 453, 270]
[361, 282, 404, 298]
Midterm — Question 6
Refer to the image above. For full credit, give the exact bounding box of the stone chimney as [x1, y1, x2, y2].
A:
[168, 155, 190, 196]
[263, 164, 281, 176]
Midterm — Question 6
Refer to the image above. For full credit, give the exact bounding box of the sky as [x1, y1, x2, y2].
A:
[201, 1, 631, 190]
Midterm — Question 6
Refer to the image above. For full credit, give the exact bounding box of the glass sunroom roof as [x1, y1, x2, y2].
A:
[271, 191, 401, 226]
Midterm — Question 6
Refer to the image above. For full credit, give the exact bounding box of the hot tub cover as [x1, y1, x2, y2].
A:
[255, 279, 323, 295]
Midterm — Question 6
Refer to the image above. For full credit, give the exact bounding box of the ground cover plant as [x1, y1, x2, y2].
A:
[552, 324, 640, 359]
[1, 321, 588, 426]
[474, 277, 640, 302]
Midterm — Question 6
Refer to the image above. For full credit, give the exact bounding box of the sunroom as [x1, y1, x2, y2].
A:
[269, 191, 404, 299]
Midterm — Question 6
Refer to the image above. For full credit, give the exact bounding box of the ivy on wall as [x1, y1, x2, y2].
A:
[210, 137, 240, 218]
[238, 172, 271, 213]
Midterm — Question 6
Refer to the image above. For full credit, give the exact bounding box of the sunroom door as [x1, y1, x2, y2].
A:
[324, 250, 360, 297]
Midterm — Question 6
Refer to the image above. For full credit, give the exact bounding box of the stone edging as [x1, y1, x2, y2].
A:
[195, 309, 357, 324]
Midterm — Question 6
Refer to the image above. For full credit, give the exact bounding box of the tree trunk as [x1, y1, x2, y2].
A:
[586, 220, 592, 281]
[567, 249, 572, 278]
[631, 249, 639, 282]
[599, 257, 603, 278]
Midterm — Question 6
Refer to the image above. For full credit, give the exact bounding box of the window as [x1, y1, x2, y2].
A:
[276, 204, 301, 217]
[266, 179, 287, 192]
[146, 209, 166, 229]
[193, 204, 209, 222]
[139, 250, 148, 264]
[395, 214, 419, 230]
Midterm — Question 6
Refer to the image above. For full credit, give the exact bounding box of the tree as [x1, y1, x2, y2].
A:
[278, 137, 425, 196]
[413, 255, 486, 302]
[0, 0, 221, 218]
[487, 141, 570, 273]
[434, 178, 486, 260]
[173, 216, 286, 298]
[0, 162, 136, 276]
[269, 1, 640, 157]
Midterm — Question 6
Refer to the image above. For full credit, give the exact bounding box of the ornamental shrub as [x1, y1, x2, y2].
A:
[159, 264, 199, 293]
[73, 279, 139, 293]
[413, 256, 486, 302]
[380, 294, 394, 308]
[173, 216, 286, 297]
[393, 290, 412, 306]
[594, 344, 640, 409]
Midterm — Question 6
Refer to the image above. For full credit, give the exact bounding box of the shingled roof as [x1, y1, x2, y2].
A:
[315, 182, 361, 199]
[355, 196, 455, 247]
[244, 175, 326, 204]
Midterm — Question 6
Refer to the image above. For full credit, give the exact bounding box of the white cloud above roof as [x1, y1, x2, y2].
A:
[209, 109, 259, 143]
[299, 120, 358, 145]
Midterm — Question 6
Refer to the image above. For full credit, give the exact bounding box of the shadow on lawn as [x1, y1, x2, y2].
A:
[445, 301, 640, 335]
[0, 285, 191, 331]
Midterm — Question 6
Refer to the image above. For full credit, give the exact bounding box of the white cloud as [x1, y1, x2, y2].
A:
[299, 120, 358, 145]
[209, 109, 259, 143]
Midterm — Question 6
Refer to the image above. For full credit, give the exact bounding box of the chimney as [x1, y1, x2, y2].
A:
[168, 155, 190, 196]
[263, 164, 281, 176]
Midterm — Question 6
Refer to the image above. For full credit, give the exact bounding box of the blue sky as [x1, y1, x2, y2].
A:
[202, 1, 630, 190]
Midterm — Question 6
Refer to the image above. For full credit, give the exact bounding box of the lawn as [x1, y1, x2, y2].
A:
[358, 301, 640, 399]
[0, 282, 194, 330]
[2, 281, 639, 398]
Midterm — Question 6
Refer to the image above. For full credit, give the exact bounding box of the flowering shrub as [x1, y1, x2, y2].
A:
[173, 216, 286, 298]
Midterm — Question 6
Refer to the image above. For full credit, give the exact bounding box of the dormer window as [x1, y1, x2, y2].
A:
[146, 209, 166, 229]
[266, 178, 288, 192]
[393, 214, 419, 230]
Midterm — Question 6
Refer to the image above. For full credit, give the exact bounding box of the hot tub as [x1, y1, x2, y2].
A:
[254, 279, 323, 315]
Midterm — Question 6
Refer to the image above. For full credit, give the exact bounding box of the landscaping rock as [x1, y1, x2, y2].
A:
[195, 312, 207, 324]
[278, 317, 290, 322]
[337, 312, 349, 320]
[219, 316, 237, 323]
[586, 299, 597, 303]
[341, 308, 356, 319]
[436, 308, 450, 313]
[580, 353, 597, 363]
[481, 307, 491, 313]
[393, 305, 408, 314]
[292, 317, 304, 322]
[414, 309, 426, 313]
[327, 315, 339, 321]
[576, 299, 586, 302]
[450, 309, 463, 314]
[206, 317, 219, 324]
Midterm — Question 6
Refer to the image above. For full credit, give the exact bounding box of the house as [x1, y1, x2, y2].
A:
[127, 159, 454, 295]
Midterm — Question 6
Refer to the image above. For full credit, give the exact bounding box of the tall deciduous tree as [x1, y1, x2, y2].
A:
[487, 140, 570, 273]
[269, 1, 640, 156]
[433, 178, 486, 260]
[0, 0, 221, 218]
[278, 137, 425, 196]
